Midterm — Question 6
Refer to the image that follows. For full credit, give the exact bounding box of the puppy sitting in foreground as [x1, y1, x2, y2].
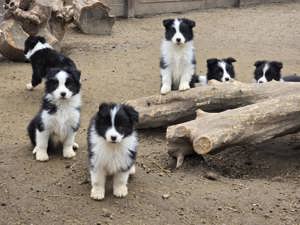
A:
[160, 18, 198, 94]
[24, 36, 77, 90]
[87, 103, 139, 200]
[254, 60, 300, 83]
[27, 67, 81, 161]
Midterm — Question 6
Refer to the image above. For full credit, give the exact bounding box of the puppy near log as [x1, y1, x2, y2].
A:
[166, 95, 300, 167]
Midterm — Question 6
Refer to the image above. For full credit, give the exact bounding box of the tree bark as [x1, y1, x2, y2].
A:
[127, 80, 300, 129]
[166, 95, 300, 167]
[73, 0, 115, 35]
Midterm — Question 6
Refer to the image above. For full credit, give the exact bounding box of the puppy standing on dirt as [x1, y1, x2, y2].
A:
[160, 18, 197, 94]
[24, 36, 77, 90]
[87, 103, 139, 200]
[27, 67, 81, 161]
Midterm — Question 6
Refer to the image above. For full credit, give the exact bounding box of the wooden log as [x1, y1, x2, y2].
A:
[0, 0, 68, 61]
[166, 95, 300, 167]
[127, 80, 300, 129]
[73, 0, 115, 35]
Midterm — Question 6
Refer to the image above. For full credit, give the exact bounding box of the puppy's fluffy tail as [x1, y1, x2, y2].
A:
[283, 74, 300, 82]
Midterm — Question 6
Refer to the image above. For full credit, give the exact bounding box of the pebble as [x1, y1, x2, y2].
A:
[204, 171, 219, 181]
[162, 193, 170, 199]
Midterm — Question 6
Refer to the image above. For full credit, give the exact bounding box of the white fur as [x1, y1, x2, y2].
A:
[172, 19, 185, 45]
[33, 93, 81, 161]
[89, 123, 137, 200]
[160, 39, 195, 94]
[257, 63, 269, 83]
[218, 61, 232, 82]
[105, 106, 124, 143]
[25, 42, 52, 59]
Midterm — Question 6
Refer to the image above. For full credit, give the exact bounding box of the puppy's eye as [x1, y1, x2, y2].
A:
[48, 79, 58, 86]
[65, 78, 74, 88]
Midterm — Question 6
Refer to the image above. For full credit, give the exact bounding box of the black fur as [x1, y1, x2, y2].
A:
[24, 36, 77, 88]
[206, 57, 236, 82]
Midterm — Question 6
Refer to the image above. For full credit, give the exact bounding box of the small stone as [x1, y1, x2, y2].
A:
[162, 193, 170, 199]
[204, 171, 219, 181]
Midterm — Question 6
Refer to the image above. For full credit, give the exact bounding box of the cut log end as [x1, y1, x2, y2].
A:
[193, 137, 213, 155]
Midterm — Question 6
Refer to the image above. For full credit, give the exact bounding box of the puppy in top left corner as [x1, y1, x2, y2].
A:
[87, 103, 139, 200]
[27, 66, 81, 161]
[24, 36, 77, 90]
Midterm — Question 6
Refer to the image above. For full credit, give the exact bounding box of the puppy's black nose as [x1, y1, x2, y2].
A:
[176, 38, 181, 43]
[258, 81, 263, 84]
[111, 136, 117, 141]
[225, 77, 230, 81]
[60, 92, 66, 97]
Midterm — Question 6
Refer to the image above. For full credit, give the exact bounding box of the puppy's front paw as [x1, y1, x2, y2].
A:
[90, 187, 105, 200]
[33, 146, 49, 161]
[160, 85, 171, 95]
[113, 185, 128, 198]
[179, 82, 190, 91]
[63, 146, 76, 159]
[26, 83, 33, 91]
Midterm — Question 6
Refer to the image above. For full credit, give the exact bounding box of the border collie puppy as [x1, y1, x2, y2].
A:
[206, 57, 236, 83]
[87, 103, 139, 200]
[24, 36, 77, 90]
[254, 60, 300, 83]
[160, 18, 197, 94]
[27, 67, 81, 161]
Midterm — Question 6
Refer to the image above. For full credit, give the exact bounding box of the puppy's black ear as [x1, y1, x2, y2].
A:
[123, 105, 139, 124]
[271, 61, 283, 70]
[37, 36, 46, 44]
[254, 60, 266, 68]
[98, 103, 110, 116]
[163, 19, 174, 28]
[45, 67, 60, 80]
[66, 67, 81, 81]
[182, 18, 196, 28]
[225, 57, 236, 64]
[207, 58, 219, 67]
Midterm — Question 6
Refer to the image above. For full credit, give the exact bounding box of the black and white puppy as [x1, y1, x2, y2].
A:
[88, 103, 139, 200]
[254, 60, 300, 83]
[160, 18, 197, 94]
[205, 57, 236, 83]
[24, 36, 77, 90]
[27, 67, 81, 161]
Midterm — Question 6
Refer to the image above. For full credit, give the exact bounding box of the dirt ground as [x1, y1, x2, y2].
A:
[0, 2, 300, 225]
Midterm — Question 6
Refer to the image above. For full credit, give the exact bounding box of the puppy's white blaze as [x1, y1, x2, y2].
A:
[218, 61, 231, 82]
[172, 19, 185, 44]
[105, 105, 123, 143]
[257, 63, 269, 83]
[25, 42, 52, 59]
[53, 71, 73, 99]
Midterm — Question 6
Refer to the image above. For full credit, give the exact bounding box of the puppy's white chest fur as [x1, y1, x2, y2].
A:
[89, 124, 137, 175]
[43, 94, 81, 142]
[161, 40, 194, 85]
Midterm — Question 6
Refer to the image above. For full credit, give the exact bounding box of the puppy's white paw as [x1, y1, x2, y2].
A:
[179, 82, 190, 91]
[113, 185, 128, 198]
[26, 83, 33, 91]
[129, 165, 136, 175]
[90, 187, 105, 200]
[33, 146, 49, 161]
[160, 85, 171, 95]
[63, 146, 76, 159]
[73, 142, 79, 150]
